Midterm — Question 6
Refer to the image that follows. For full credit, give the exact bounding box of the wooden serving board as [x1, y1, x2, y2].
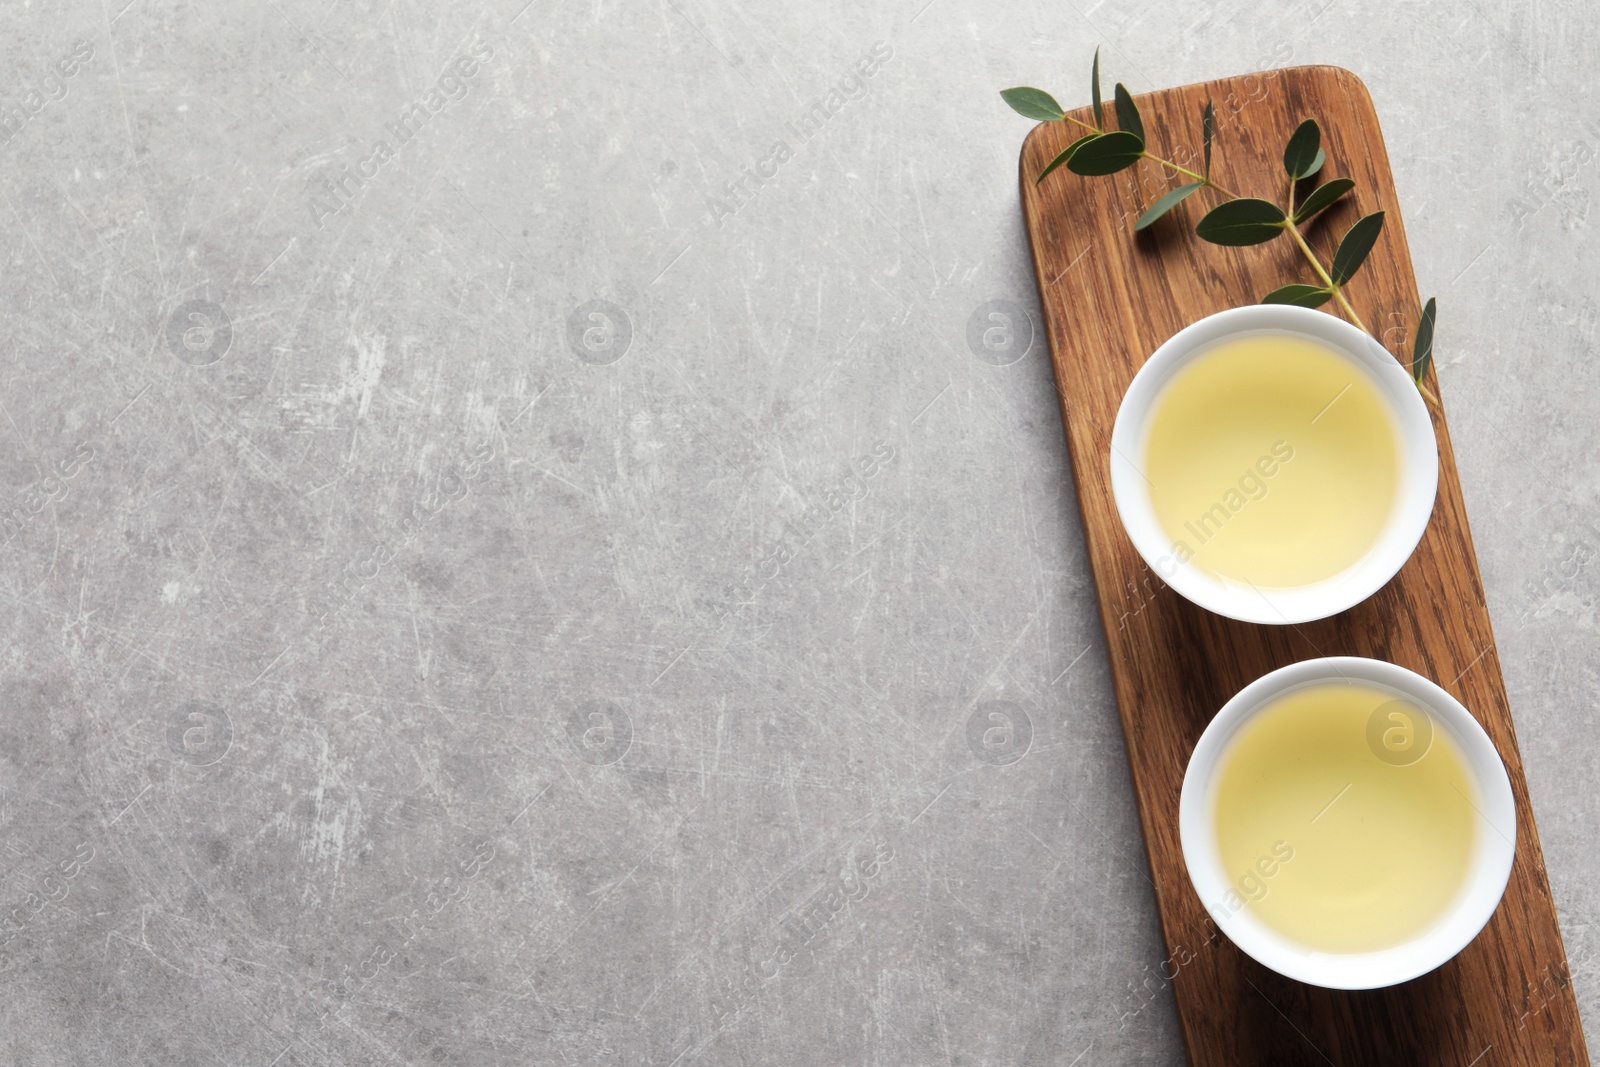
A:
[1020, 65, 1588, 1065]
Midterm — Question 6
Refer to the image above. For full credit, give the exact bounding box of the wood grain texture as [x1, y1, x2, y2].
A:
[1019, 65, 1588, 1066]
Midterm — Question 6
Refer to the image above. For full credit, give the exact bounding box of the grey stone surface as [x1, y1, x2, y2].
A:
[0, 0, 1593, 1063]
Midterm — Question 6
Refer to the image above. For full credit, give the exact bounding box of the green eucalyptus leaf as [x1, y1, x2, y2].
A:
[1195, 198, 1289, 246]
[1113, 83, 1145, 145]
[1203, 99, 1215, 178]
[1133, 181, 1203, 230]
[1305, 147, 1326, 178]
[1001, 87, 1066, 122]
[1330, 210, 1385, 285]
[1036, 134, 1098, 184]
[1065, 130, 1144, 176]
[1412, 296, 1437, 384]
[1091, 47, 1104, 130]
[1261, 283, 1334, 308]
[1283, 119, 1322, 180]
[1293, 177, 1355, 223]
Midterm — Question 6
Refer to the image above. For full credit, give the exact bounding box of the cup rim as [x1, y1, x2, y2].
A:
[1109, 304, 1439, 625]
[1178, 656, 1517, 990]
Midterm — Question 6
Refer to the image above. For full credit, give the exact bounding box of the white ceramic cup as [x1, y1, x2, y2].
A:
[1179, 656, 1516, 990]
[1109, 304, 1439, 625]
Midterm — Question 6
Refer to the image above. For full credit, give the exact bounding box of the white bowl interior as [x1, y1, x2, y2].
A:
[1109, 305, 1439, 625]
[1179, 657, 1516, 990]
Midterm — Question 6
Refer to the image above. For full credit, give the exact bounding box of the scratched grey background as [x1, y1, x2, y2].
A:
[0, 0, 1593, 1063]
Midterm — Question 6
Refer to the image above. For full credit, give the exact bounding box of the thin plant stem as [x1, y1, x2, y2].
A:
[1284, 222, 1441, 408]
[1058, 115, 1239, 198]
[1143, 155, 1238, 198]
[1284, 223, 1366, 332]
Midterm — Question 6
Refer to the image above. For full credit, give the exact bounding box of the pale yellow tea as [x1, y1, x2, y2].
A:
[1143, 333, 1400, 587]
[1212, 682, 1479, 953]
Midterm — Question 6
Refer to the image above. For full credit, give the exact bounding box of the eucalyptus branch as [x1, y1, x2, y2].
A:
[1146, 154, 1236, 199]
[1060, 107, 1233, 194]
[1000, 52, 1441, 408]
[1283, 223, 1365, 332]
